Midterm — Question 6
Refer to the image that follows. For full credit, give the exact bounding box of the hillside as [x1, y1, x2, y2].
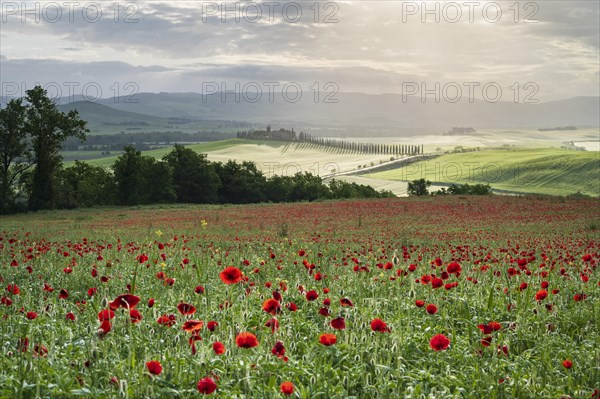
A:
[69, 139, 397, 177]
[367, 148, 600, 197]
[89, 93, 600, 135]
[57, 101, 254, 135]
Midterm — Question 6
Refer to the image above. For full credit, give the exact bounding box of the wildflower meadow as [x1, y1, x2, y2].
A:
[1, 196, 598, 398]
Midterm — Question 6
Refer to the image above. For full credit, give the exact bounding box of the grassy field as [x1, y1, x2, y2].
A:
[66, 139, 395, 177]
[367, 148, 600, 197]
[1, 196, 599, 398]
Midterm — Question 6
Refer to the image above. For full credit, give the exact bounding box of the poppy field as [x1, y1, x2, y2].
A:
[1, 196, 599, 398]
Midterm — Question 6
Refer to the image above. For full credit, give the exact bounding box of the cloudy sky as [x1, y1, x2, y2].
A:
[1, 0, 598, 102]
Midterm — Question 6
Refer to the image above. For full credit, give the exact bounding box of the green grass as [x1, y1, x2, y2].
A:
[63, 139, 284, 167]
[367, 148, 600, 197]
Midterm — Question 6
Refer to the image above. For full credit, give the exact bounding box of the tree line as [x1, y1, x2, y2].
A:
[1, 87, 394, 213]
[238, 128, 424, 156]
[62, 131, 235, 151]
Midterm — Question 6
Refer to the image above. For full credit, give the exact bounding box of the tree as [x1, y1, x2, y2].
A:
[113, 146, 176, 205]
[407, 178, 431, 196]
[0, 99, 31, 212]
[163, 144, 220, 203]
[25, 86, 88, 210]
[56, 161, 117, 208]
[214, 160, 267, 203]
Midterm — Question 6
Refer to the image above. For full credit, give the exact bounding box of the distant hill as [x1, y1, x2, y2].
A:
[5, 93, 600, 136]
[57, 100, 255, 135]
[90, 93, 599, 136]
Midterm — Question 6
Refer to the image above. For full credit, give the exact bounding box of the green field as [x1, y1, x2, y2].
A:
[1, 196, 599, 398]
[367, 148, 600, 197]
[64, 139, 254, 168]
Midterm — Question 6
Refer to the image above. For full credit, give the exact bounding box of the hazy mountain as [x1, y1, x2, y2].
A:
[95, 92, 599, 135]
[57, 100, 255, 135]
[6, 93, 600, 136]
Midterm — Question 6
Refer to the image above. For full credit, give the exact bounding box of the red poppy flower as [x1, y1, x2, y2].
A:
[148, 298, 155, 308]
[98, 320, 111, 337]
[182, 320, 204, 333]
[33, 344, 48, 357]
[431, 278, 443, 289]
[66, 312, 76, 321]
[573, 293, 587, 302]
[535, 289, 548, 301]
[177, 302, 196, 315]
[340, 297, 354, 307]
[219, 266, 242, 285]
[319, 333, 337, 346]
[195, 285, 205, 294]
[109, 294, 140, 310]
[236, 332, 259, 348]
[207, 321, 218, 331]
[157, 314, 176, 327]
[426, 304, 438, 315]
[129, 309, 142, 323]
[370, 318, 390, 333]
[429, 334, 450, 351]
[481, 336, 493, 347]
[26, 311, 37, 320]
[488, 321, 502, 331]
[447, 262, 461, 274]
[213, 341, 225, 355]
[415, 300, 425, 307]
[280, 381, 295, 395]
[271, 341, 285, 357]
[59, 289, 69, 299]
[478, 324, 493, 334]
[261, 315, 278, 331]
[330, 317, 346, 330]
[319, 307, 331, 317]
[306, 290, 319, 301]
[519, 282, 528, 291]
[98, 309, 115, 321]
[146, 360, 162, 375]
[197, 377, 217, 394]
[262, 298, 281, 315]
[562, 359, 573, 369]
[286, 302, 298, 311]
[298, 250, 306, 256]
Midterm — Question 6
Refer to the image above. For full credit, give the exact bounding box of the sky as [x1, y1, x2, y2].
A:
[0, 0, 599, 103]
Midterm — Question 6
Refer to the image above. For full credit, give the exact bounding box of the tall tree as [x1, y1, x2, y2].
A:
[407, 178, 431, 196]
[0, 99, 31, 212]
[163, 144, 220, 203]
[25, 86, 88, 210]
[113, 145, 176, 205]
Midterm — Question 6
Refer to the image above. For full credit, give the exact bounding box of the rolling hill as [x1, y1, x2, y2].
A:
[57, 101, 255, 135]
[367, 148, 600, 197]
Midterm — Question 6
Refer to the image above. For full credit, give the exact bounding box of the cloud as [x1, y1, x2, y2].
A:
[0, 0, 597, 100]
